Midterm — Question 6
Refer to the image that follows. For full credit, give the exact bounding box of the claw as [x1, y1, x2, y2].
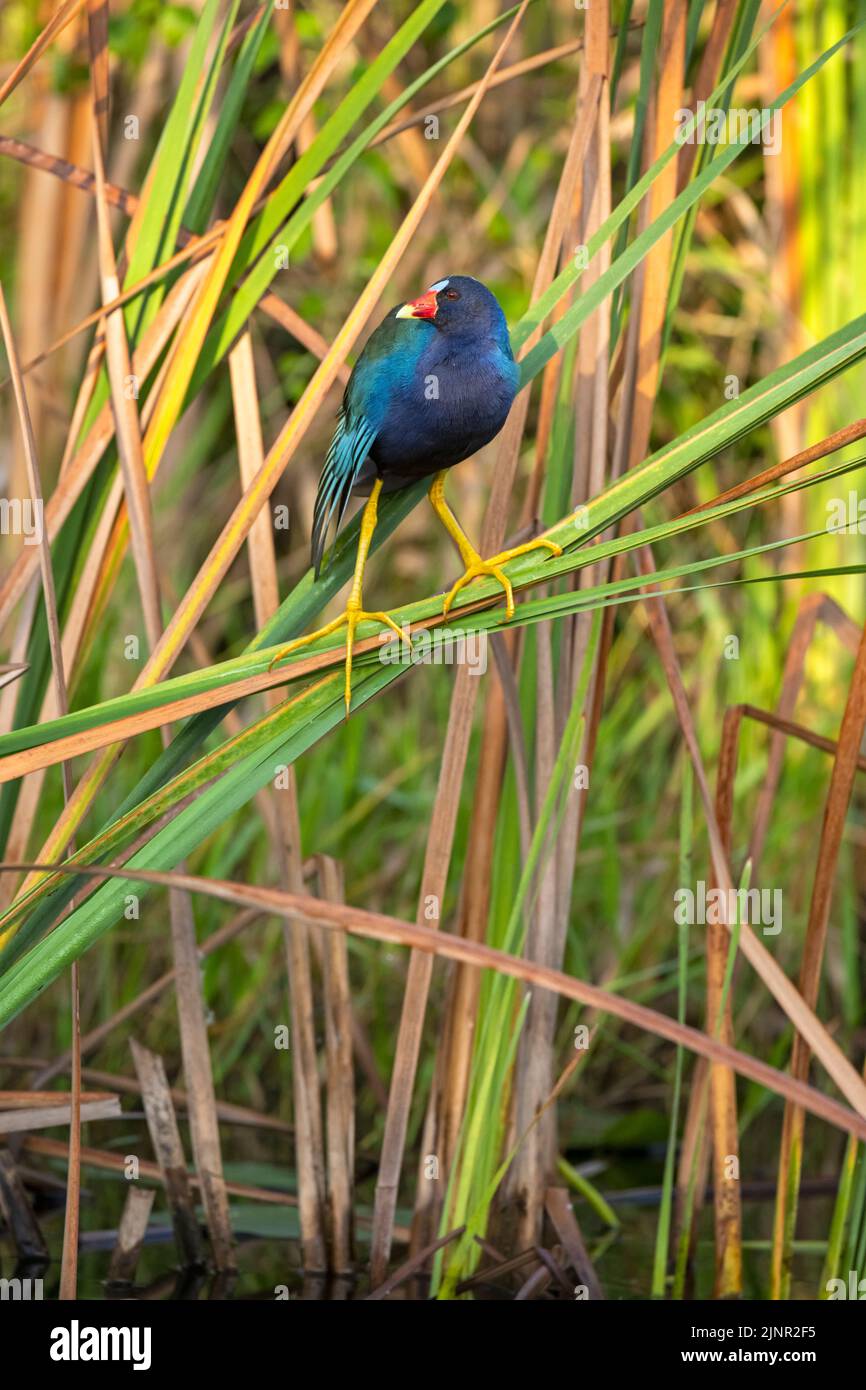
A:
[267, 615, 345, 674]
[442, 535, 563, 619]
[268, 605, 409, 717]
[444, 562, 513, 618]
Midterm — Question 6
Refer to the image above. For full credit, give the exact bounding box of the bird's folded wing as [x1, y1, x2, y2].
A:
[311, 409, 378, 575]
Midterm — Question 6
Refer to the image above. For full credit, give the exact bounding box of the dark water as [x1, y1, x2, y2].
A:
[2, 1151, 834, 1301]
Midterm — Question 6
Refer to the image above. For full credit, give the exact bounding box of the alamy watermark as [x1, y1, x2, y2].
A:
[826, 492, 866, 534]
[826, 1271, 866, 1299]
[674, 101, 782, 156]
[0, 1276, 43, 1299]
[0, 496, 43, 545]
[379, 625, 487, 676]
[674, 880, 782, 935]
[50, 1321, 151, 1370]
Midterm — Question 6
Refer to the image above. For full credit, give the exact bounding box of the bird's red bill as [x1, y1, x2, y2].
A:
[397, 289, 438, 320]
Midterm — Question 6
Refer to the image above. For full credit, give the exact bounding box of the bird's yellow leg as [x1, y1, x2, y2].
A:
[428, 471, 562, 620]
[268, 478, 404, 716]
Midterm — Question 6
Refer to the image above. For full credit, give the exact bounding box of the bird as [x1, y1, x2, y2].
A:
[269, 274, 562, 712]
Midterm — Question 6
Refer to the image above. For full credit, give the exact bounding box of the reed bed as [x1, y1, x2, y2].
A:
[0, 0, 864, 1304]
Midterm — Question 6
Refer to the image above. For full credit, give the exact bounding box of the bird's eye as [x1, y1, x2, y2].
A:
[444, 289, 460, 300]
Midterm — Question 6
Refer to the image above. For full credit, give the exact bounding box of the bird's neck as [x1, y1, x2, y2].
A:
[433, 323, 514, 360]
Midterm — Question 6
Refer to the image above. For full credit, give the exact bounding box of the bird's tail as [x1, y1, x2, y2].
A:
[311, 412, 376, 577]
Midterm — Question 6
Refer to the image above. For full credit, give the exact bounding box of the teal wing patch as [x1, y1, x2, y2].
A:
[311, 409, 377, 575]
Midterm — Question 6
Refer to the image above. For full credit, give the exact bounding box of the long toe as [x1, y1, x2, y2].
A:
[268, 611, 352, 673]
[443, 572, 471, 616]
[489, 537, 563, 566]
[366, 610, 405, 641]
[268, 641, 298, 671]
[491, 566, 515, 619]
[341, 609, 406, 716]
[443, 561, 516, 618]
[343, 616, 359, 717]
[344, 658, 353, 717]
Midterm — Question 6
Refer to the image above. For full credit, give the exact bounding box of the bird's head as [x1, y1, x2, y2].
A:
[395, 274, 508, 341]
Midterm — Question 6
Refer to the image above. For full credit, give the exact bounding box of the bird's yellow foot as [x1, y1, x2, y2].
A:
[268, 603, 406, 716]
[442, 536, 563, 619]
